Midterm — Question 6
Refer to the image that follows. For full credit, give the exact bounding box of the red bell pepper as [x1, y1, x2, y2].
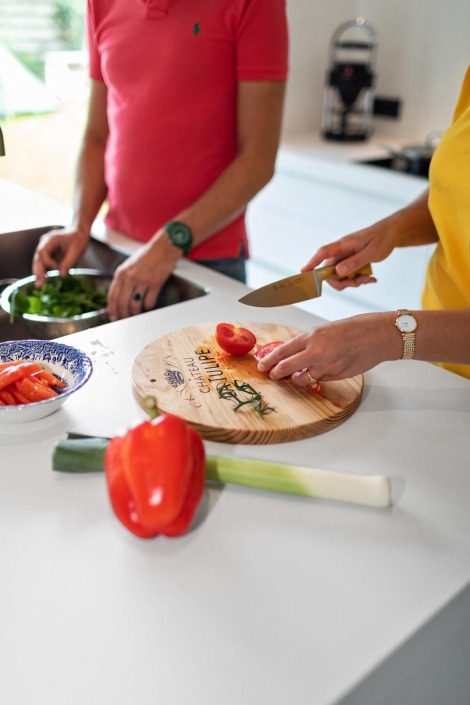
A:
[104, 413, 205, 539]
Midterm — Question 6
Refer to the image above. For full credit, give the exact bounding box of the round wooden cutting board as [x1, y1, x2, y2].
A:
[132, 321, 364, 444]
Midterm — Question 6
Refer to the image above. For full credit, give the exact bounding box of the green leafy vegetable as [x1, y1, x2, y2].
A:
[11, 274, 108, 319]
[217, 379, 275, 415]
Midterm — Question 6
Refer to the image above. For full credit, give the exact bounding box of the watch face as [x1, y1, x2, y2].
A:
[397, 314, 417, 333]
[165, 221, 193, 255]
[172, 229, 189, 247]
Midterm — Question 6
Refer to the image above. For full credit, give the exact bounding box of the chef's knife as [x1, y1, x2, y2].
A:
[239, 263, 373, 307]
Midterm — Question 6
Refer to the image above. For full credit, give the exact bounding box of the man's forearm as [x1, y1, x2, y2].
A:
[71, 136, 108, 239]
[174, 149, 276, 244]
[167, 81, 286, 248]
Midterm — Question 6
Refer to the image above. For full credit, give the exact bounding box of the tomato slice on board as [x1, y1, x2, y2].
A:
[255, 340, 324, 394]
[305, 381, 324, 395]
[253, 341, 284, 364]
[215, 323, 257, 356]
[254, 341, 290, 377]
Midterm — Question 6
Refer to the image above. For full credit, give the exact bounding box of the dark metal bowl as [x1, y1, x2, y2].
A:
[0, 268, 111, 339]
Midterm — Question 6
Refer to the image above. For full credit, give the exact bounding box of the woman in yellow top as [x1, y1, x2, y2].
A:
[257, 66, 470, 385]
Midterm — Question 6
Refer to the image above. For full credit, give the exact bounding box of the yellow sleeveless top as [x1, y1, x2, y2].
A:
[422, 66, 470, 379]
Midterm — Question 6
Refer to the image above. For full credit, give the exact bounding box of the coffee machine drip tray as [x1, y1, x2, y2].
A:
[321, 17, 379, 142]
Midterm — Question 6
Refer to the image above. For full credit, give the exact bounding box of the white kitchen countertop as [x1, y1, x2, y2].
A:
[1, 179, 469, 705]
[277, 131, 429, 200]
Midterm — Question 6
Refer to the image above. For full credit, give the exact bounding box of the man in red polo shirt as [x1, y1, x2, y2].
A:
[33, 0, 288, 320]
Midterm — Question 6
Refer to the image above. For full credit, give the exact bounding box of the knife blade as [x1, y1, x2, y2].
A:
[239, 263, 373, 307]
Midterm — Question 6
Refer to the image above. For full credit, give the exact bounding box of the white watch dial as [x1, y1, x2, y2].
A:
[398, 314, 417, 333]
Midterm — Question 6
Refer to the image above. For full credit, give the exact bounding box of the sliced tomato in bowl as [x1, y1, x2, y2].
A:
[215, 323, 257, 356]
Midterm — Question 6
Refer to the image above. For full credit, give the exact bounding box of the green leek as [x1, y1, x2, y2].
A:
[52, 435, 391, 509]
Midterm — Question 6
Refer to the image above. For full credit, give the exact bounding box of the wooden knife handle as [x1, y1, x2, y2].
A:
[317, 263, 373, 283]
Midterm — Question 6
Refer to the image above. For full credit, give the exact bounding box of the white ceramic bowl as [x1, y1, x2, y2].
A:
[0, 339, 93, 423]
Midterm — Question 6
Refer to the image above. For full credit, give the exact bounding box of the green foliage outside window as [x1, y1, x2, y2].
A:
[51, 0, 85, 50]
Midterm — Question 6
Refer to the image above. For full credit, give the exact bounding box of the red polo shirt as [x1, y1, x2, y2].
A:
[87, 0, 288, 259]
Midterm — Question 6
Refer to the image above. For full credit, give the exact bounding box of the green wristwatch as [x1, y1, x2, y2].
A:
[164, 221, 193, 256]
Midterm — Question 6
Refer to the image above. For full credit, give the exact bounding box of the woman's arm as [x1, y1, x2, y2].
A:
[301, 188, 439, 284]
[257, 309, 470, 385]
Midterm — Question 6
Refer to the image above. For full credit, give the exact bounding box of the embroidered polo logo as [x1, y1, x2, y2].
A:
[193, 22, 201, 35]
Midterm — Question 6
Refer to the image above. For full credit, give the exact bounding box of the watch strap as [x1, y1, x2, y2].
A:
[395, 309, 416, 360]
[401, 332, 415, 359]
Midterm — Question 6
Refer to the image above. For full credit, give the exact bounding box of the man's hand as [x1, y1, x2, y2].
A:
[106, 229, 182, 321]
[32, 226, 90, 287]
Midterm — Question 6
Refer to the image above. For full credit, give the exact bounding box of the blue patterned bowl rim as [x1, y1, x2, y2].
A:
[0, 339, 93, 409]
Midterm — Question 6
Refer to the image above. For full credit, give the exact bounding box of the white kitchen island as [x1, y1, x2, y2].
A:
[1, 177, 469, 705]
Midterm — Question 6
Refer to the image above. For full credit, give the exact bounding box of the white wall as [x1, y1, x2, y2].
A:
[284, 0, 470, 141]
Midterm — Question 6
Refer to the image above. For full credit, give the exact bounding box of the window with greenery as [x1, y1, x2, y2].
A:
[0, 0, 88, 206]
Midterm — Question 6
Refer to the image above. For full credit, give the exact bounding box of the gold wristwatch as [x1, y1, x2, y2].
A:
[395, 309, 417, 359]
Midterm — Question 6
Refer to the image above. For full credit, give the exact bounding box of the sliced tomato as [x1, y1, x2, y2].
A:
[215, 323, 257, 356]
[253, 341, 284, 365]
[254, 341, 289, 377]
[255, 341, 324, 394]
[306, 381, 324, 395]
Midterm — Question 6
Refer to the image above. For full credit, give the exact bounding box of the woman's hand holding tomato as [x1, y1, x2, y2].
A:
[256, 315, 397, 386]
[214, 324, 324, 395]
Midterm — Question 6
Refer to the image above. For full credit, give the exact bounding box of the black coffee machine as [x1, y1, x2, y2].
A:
[321, 17, 379, 141]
